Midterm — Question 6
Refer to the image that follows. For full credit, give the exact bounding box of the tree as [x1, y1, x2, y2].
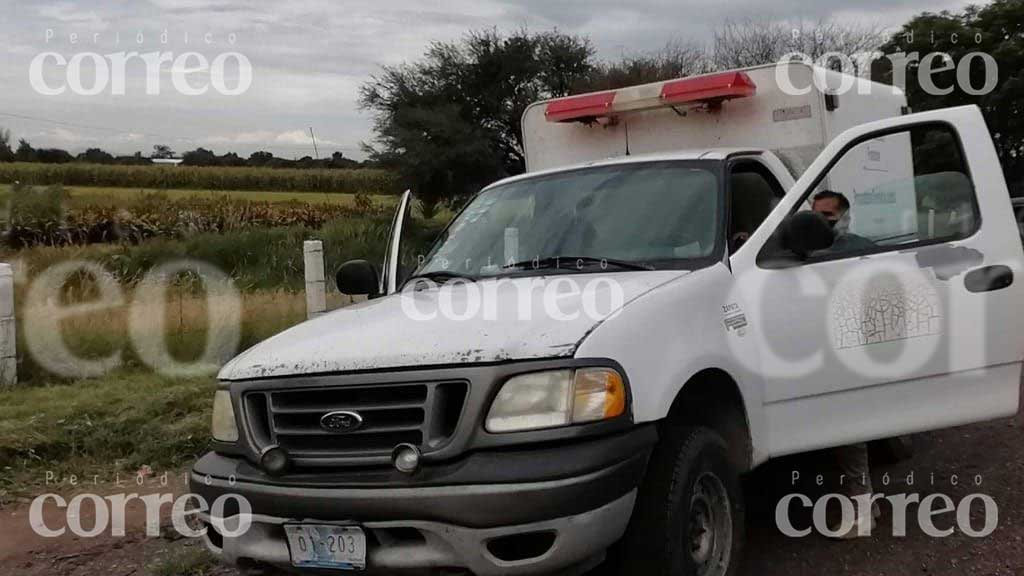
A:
[218, 151, 246, 167]
[329, 151, 360, 169]
[35, 148, 74, 163]
[877, 1, 1024, 195]
[360, 29, 595, 207]
[152, 144, 175, 159]
[15, 139, 36, 162]
[0, 128, 13, 162]
[581, 42, 712, 91]
[712, 19, 884, 72]
[181, 147, 218, 166]
[115, 151, 152, 165]
[248, 151, 274, 166]
[77, 147, 115, 164]
[361, 22, 887, 206]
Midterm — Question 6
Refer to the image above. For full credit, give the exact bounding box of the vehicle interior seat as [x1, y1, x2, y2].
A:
[730, 171, 778, 245]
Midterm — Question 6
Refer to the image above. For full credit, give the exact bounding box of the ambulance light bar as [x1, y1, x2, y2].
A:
[544, 71, 757, 123]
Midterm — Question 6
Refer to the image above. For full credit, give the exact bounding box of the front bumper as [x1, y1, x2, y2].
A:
[189, 425, 656, 575]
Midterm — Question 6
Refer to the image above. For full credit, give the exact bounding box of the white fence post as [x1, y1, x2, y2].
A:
[0, 264, 16, 386]
[303, 240, 327, 319]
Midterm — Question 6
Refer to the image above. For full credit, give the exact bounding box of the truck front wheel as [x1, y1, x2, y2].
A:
[618, 425, 745, 576]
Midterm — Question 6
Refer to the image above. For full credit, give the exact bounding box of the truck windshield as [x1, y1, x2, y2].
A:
[415, 161, 721, 279]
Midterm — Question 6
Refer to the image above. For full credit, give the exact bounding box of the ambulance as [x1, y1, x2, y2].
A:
[192, 62, 1023, 576]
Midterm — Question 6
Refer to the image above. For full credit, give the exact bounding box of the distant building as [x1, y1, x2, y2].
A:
[151, 158, 184, 166]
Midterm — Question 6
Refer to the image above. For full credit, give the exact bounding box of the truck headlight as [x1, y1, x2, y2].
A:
[211, 390, 239, 443]
[485, 367, 627, 433]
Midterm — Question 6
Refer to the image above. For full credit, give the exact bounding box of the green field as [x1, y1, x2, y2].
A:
[62, 185, 398, 208]
[0, 162, 400, 195]
[0, 173, 435, 502]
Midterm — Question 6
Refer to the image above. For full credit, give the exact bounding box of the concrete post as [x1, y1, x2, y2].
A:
[0, 264, 16, 386]
[303, 240, 327, 319]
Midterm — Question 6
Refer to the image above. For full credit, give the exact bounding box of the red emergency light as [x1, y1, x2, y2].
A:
[660, 71, 756, 106]
[544, 91, 616, 123]
[544, 71, 757, 123]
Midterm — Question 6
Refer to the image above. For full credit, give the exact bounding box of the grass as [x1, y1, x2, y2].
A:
[14, 285, 353, 383]
[0, 371, 216, 502]
[0, 288, 358, 500]
[148, 545, 223, 576]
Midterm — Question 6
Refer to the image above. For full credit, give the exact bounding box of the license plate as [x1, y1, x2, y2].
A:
[284, 524, 367, 570]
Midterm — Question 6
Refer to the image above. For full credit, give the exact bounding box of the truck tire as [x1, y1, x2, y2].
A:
[618, 425, 744, 576]
[869, 435, 914, 465]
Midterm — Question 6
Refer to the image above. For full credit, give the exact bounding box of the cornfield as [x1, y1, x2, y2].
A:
[0, 162, 400, 195]
[5, 188, 389, 247]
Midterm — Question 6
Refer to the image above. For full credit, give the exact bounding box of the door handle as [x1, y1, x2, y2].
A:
[964, 265, 1014, 293]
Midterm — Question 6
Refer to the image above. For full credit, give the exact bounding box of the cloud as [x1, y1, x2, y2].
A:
[4, 0, 981, 158]
[37, 2, 109, 29]
[206, 129, 340, 148]
[274, 130, 318, 145]
[33, 126, 147, 146]
[49, 126, 91, 143]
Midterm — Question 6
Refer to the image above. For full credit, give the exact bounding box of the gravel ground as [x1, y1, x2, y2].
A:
[741, 411, 1024, 576]
[2, 411, 1021, 576]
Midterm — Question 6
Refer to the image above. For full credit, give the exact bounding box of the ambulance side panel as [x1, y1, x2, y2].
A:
[522, 63, 909, 178]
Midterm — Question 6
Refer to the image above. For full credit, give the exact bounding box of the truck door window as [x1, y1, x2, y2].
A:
[762, 123, 978, 263]
[728, 161, 783, 251]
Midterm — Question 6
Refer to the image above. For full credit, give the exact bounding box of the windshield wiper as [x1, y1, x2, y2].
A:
[502, 255, 653, 272]
[406, 270, 477, 284]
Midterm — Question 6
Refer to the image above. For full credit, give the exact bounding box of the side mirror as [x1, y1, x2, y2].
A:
[781, 211, 835, 259]
[336, 260, 381, 297]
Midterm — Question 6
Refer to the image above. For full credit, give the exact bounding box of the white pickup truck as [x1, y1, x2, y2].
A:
[192, 63, 1024, 576]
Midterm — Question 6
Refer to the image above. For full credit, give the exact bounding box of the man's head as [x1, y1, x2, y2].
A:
[811, 190, 850, 229]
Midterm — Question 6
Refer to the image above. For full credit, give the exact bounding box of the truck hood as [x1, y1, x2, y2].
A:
[218, 271, 685, 380]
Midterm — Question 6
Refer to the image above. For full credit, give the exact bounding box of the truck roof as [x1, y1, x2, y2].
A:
[484, 147, 765, 191]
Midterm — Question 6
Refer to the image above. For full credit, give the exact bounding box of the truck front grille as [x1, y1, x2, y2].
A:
[243, 380, 468, 467]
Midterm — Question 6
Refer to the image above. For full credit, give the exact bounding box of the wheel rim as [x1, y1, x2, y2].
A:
[686, 471, 732, 576]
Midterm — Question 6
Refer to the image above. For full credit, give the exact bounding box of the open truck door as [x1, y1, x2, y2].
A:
[380, 189, 412, 295]
[730, 105, 1024, 457]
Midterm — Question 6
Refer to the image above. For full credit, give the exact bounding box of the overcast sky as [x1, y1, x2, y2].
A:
[0, 0, 977, 160]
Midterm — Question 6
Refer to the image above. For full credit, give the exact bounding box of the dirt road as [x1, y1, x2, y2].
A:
[743, 411, 1024, 576]
[3, 411, 1022, 576]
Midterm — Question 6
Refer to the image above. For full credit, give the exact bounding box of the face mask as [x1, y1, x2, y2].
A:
[833, 212, 851, 234]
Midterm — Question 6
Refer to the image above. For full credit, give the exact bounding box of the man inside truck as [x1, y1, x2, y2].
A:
[809, 190, 881, 539]
[811, 190, 876, 253]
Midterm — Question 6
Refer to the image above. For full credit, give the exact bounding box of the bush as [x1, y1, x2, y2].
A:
[6, 183, 69, 242]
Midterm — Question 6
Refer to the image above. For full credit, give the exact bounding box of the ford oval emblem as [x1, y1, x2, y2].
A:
[320, 411, 364, 433]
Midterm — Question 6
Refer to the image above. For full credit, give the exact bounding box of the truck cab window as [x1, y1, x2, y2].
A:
[728, 161, 783, 251]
